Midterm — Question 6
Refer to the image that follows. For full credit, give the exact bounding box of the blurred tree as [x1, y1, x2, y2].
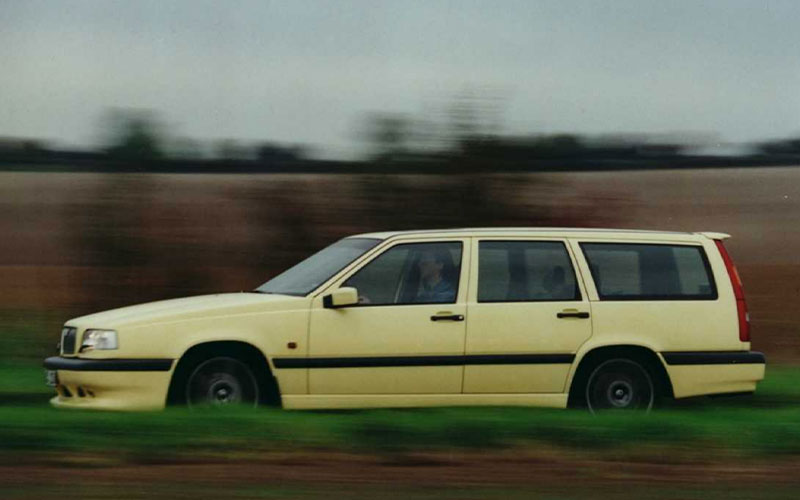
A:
[103, 109, 165, 162]
[166, 136, 205, 160]
[757, 137, 800, 156]
[362, 112, 411, 161]
[257, 143, 304, 163]
[215, 139, 253, 160]
[446, 87, 507, 155]
[527, 134, 584, 158]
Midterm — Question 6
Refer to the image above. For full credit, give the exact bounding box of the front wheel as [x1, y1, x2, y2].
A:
[185, 357, 260, 408]
[585, 358, 655, 413]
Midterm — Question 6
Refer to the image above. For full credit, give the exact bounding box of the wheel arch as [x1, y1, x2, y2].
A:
[166, 340, 281, 407]
[567, 344, 674, 408]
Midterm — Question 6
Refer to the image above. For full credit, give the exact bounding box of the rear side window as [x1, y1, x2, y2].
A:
[478, 241, 581, 302]
[581, 243, 716, 300]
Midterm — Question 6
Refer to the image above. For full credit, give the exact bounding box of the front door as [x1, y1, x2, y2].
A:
[463, 238, 592, 394]
[308, 239, 469, 394]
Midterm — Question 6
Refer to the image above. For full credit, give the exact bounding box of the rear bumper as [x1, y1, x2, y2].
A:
[44, 356, 174, 411]
[660, 351, 766, 399]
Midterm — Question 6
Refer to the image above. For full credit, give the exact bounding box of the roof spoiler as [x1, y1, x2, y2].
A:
[696, 232, 731, 240]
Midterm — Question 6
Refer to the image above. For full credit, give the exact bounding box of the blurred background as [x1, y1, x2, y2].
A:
[2, 1, 800, 498]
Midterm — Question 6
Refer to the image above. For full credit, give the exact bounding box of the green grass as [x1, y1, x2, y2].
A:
[1, 362, 799, 464]
[1, 403, 798, 461]
[758, 364, 800, 399]
[0, 309, 67, 363]
[4, 483, 799, 500]
[0, 361, 52, 395]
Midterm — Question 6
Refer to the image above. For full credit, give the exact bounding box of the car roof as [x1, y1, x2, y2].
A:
[350, 228, 729, 242]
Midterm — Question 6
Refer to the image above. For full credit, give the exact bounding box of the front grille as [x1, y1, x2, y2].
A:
[61, 327, 77, 355]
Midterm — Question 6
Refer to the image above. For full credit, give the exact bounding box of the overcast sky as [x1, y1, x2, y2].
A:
[2, 0, 799, 157]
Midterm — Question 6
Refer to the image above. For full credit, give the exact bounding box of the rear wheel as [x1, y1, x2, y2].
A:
[185, 356, 259, 408]
[585, 358, 654, 413]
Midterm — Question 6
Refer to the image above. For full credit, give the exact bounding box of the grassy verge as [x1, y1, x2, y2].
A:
[3, 404, 800, 461]
[0, 362, 52, 394]
[4, 481, 798, 500]
[1, 363, 798, 464]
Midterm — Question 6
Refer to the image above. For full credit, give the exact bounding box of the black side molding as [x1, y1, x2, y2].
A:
[272, 353, 575, 369]
[661, 351, 766, 366]
[43, 356, 173, 372]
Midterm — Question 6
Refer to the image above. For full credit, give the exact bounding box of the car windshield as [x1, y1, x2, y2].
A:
[255, 238, 381, 296]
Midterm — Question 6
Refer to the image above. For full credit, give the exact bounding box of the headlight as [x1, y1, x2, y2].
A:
[81, 329, 118, 351]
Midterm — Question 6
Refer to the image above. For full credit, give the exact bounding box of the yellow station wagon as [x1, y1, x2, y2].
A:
[44, 228, 765, 412]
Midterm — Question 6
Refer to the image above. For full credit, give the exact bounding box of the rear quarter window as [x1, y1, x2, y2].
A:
[580, 243, 717, 300]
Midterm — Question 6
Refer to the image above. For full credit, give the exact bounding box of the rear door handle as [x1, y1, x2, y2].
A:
[557, 311, 590, 319]
[430, 314, 465, 322]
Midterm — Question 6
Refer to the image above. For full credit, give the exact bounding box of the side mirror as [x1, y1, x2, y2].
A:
[323, 287, 359, 309]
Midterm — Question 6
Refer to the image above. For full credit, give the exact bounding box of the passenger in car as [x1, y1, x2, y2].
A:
[542, 265, 574, 300]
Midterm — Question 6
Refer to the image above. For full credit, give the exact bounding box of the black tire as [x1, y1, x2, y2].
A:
[183, 356, 260, 408]
[168, 343, 281, 408]
[584, 358, 655, 413]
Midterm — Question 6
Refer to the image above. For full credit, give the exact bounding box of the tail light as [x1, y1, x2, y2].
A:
[714, 240, 750, 342]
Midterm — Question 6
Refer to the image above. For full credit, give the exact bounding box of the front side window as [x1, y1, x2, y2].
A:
[343, 241, 463, 305]
[256, 238, 380, 296]
[581, 243, 716, 300]
[478, 241, 581, 302]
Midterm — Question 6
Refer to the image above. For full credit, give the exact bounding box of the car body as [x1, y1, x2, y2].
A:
[44, 227, 766, 411]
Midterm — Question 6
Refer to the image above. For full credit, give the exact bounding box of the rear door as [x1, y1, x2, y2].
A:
[463, 238, 592, 393]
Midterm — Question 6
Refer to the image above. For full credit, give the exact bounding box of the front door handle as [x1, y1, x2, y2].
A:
[557, 311, 590, 319]
[430, 314, 465, 322]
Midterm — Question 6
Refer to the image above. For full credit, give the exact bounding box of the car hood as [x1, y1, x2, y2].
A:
[65, 292, 307, 330]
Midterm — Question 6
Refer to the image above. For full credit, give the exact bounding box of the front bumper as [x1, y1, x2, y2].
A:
[44, 356, 174, 411]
